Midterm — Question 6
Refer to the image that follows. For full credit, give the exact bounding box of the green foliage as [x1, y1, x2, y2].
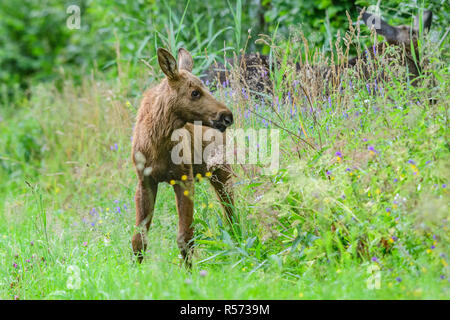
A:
[1, 0, 448, 89]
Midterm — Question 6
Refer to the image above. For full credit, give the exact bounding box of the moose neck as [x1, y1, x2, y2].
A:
[146, 84, 186, 157]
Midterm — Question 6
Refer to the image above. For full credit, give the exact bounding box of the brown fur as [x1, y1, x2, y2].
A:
[131, 48, 234, 266]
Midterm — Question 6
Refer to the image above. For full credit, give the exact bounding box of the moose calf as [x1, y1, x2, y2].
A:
[131, 48, 234, 266]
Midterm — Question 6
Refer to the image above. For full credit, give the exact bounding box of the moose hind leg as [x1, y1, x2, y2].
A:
[132, 178, 158, 263]
[210, 166, 234, 225]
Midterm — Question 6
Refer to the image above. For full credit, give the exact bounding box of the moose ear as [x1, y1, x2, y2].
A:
[178, 48, 193, 72]
[157, 48, 179, 81]
[414, 10, 432, 32]
[361, 10, 398, 41]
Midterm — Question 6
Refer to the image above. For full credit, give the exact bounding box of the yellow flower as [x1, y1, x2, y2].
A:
[208, 203, 213, 209]
[99, 220, 103, 224]
[181, 175, 187, 181]
[205, 172, 212, 177]
[196, 173, 202, 179]
[201, 203, 207, 209]
[389, 238, 394, 243]
[426, 249, 432, 254]
[170, 180, 175, 185]
[376, 188, 381, 195]
[55, 187, 60, 194]
[298, 292, 304, 298]
[106, 208, 110, 211]
[183, 190, 189, 196]
[336, 156, 341, 162]
[442, 259, 448, 267]
[421, 267, 427, 273]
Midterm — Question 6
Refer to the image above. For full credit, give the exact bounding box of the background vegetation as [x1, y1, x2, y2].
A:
[0, 0, 449, 299]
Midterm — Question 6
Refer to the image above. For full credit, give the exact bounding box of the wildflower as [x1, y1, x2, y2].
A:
[431, 245, 436, 249]
[170, 180, 175, 185]
[393, 178, 398, 183]
[205, 172, 212, 177]
[183, 190, 189, 196]
[199, 270, 208, 277]
[326, 170, 331, 176]
[368, 145, 378, 155]
[371, 257, 378, 262]
[363, 138, 368, 142]
[440, 275, 446, 280]
[443, 184, 447, 188]
[208, 203, 213, 209]
[26, 259, 30, 263]
[181, 175, 187, 181]
[335, 151, 342, 157]
[345, 168, 351, 172]
[386, 207, 391, 212]
[82, 241, 88, 247]
[184, 278, 193, 285]
[13, 263, 18, 268]
[30, 241, 34, 246]
[201, 203, 206, 209]
[407, 159, 415, 165]
[395, 277, 402, 283]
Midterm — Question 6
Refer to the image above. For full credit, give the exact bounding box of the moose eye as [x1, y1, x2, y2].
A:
[191, 90, 201, 98]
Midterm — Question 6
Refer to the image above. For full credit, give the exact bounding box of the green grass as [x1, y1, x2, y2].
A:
[1, 32, 449, 300]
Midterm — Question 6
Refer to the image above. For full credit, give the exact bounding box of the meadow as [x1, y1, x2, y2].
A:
[0, 1, 449, 299]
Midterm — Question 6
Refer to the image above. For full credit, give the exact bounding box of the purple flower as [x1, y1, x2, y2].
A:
[386, 207, 391, 212]
[30, 241, 34, 246]
[443, 184, 447, 188]
[326, 170, 331, 176]
[431, 245, 436, 249]
[345, 168, 351, 172]
[440, 275, 446, 280]
[26, 259, 30, 263]
[393, 178, 398, 183]
[199, 270, 208, 277]
[363, 138, 368, 142]
[82, 241, 88, 247]
[335, 151, 342, 157]
[371, 257, 378, 262]
[407, 159, 415, 165]
[13, 263, 18, 268]
[392, 236, 398, 241]
[396, 277, 402, 282]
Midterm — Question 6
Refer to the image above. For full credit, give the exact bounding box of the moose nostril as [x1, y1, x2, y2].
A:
[220, 113, 233, 126]
[224, 114, 233, 126]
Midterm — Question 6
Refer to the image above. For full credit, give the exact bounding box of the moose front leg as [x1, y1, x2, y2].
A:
[132, 178, 158, 263]
[173, 180, 195, 267]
